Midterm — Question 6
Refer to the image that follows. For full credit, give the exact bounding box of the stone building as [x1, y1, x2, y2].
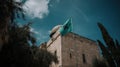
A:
[40, 25, 100, 67]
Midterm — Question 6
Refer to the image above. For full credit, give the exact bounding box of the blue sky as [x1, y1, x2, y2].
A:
[18, 0, 120, 46]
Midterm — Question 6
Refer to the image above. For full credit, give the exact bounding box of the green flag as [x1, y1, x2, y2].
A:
[59, 18, 72, 36]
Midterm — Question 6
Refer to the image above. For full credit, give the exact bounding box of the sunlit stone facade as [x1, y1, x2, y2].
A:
[41, 26, 100, 67]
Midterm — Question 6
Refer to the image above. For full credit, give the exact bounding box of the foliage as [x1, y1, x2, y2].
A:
[0, 0, 25, 44]
[0, 0, 58, 67]
[0, 0, 24, 23]
[92, 58, 108, 67]
[0, 23, 58, 67]
[31, 46, 58, 67]
[97, 23, 120, 67]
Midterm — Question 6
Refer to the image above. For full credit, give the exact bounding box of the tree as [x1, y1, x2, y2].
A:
[0, 0, 58, 67]
[0, 0, 24, 23]
[97, 23, 120, 67]
[92, 57, 108, 67]
[0, 0, 25, 48]
[31, 46, 58, 67]
[0, 23, 58, 67]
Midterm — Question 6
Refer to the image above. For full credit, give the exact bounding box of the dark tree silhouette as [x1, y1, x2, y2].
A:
[97, 23, 120, 67]
[0, 0, 24, 23]
[0, 0, 25, 46]
[31, 46, 58, 67]
[0, 0, 58, 67]
[0, 22, 58, 67]
[92, 58, 108, 67]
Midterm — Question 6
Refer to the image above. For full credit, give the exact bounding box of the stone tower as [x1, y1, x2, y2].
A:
[41, 25, 100, 67]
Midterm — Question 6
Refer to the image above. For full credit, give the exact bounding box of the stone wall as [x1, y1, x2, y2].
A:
[47, 31, 62, 67]
[61, 33, 100, 67]
[46, 32, 100, 67]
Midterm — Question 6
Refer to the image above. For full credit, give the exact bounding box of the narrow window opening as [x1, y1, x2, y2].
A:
[82, 54, 86, 63]
[54, 50, 57, 56]
[70, 53, 72, 59]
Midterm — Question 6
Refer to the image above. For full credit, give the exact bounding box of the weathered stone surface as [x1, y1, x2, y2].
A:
[43, 31, 100, 67]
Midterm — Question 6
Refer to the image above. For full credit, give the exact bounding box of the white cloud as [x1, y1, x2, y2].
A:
[30, 27, 39, 34]
[76, 8, 89, 22]
[56, 0, 60, 3]
[15, 0, 21, 2]
[30, 27, 49, 43]
[23, 0, 50, 19]
[36, 30, 49, 43]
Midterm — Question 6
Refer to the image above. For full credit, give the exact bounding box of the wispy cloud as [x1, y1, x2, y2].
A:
[23, 0, 50, 19]
[30, 27, 39, 34]
[36, 31, 49, 44]
[30, 27, 49, 44]
[56, 0, 60, 3]
[75, 8, 89, 22]
[15, 0, 21, 2]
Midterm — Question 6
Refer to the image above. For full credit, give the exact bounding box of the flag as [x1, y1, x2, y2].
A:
[59, 18, 72, 36]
